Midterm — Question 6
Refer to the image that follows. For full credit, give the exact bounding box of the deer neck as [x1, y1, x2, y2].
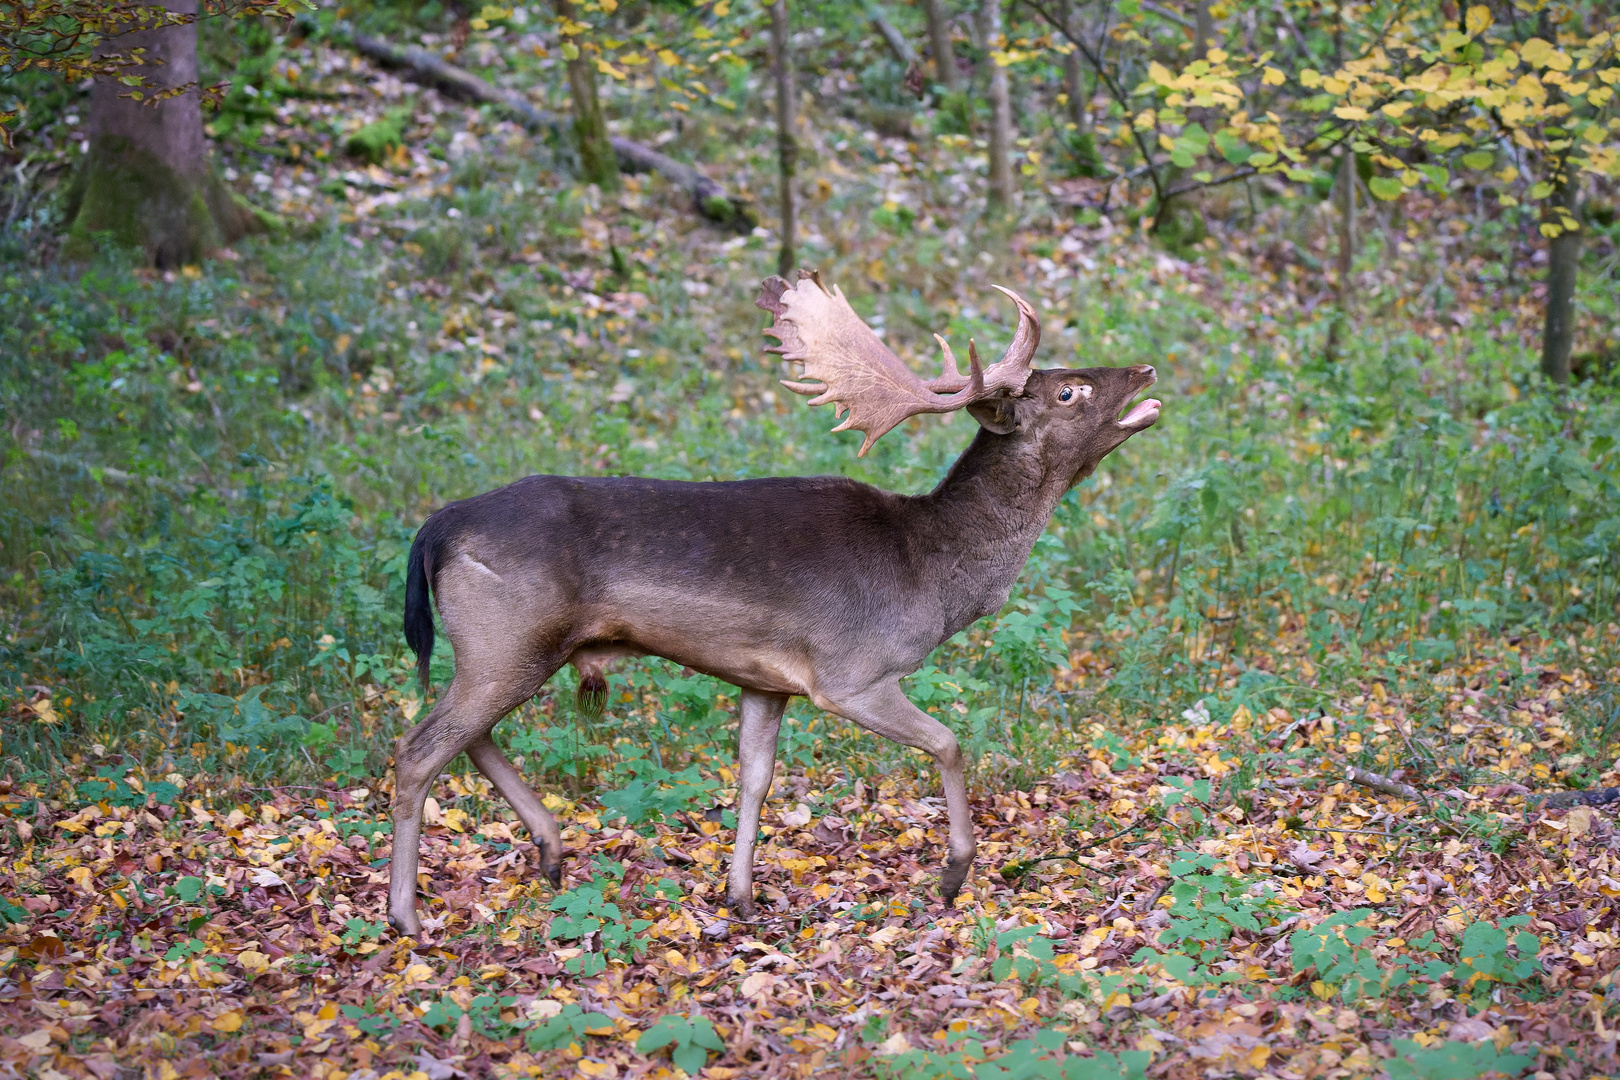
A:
[916, 430, 1068, 637]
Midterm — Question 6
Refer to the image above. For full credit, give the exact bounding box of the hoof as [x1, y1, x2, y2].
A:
[536, 840, 564, 888]
[725, 894, 758, 921]
[940, 858, 972, 907]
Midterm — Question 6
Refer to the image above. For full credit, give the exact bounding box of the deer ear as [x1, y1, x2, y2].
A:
[967, 397, 1020, 434]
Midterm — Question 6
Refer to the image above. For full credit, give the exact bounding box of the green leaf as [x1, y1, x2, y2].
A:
[1384, 1038, 1535, 1080]
[1460, 150, 1494, 170]
[672, 1044, 708, 1074]
[1528, 181, 1554, 200]
[1247, 151, 1278, 168]
[1213, 129, 1250, 165]
[1368, 177, 1404, 201]
[636, 1026, 676, 1052]
[168, 876, 205, 903]
[1170, 148, 1196, 168]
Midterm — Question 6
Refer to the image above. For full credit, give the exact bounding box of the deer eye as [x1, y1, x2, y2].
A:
[1058, 386, 1074, 402]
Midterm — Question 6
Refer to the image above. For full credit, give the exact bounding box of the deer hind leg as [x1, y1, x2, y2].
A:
[388, 669, 552, 937]
[466, 734, 563, 887]
[824, 681, 976, 906]
[726, 688, 788, 920]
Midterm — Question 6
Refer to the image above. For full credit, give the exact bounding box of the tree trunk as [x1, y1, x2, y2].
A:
[552, 0, 618, 190]
[1192, 0, 1214, 60]
[921, 0, 959, 91]
[64, 0, 252, 267]
[981, 0, 1013, 211]
[1056, 0, 1101, 177]
[1324, 149, 1356, 360]
[769, 0, 796, 275]
[1336, 148, 1356, 313]
[1541, 178, 1579, 384]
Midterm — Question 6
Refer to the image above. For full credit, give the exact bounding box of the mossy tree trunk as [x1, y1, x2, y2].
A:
[1541, 178, 1579, 385]
[921, 0, 959, 92]
[65, 0, 253, 267]
[551, 0, 619, 191]
[981, 0, 1013, 212]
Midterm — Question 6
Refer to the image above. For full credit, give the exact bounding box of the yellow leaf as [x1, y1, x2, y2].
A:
[1520, 38, 1553, 69]
[657, 48, 680, 66]
[66, 866, 95, 893]
[1381, 101, 1413, 118]
[561, 42, 580, 60]
[868, 925, 905, 949]
[713, 0, 729, 13]
[1465, 5, 1492, 36]
[441, 807, 470, 833]
[877, 1033, 912, 1056]
[237, 950, 269, 975]
[740, 971, 774, 997]
[1262, 66, 1285, 86]
[596, 59, 626, 80]
[1248, 1045, 1271, 1068]
[469, 17, 489, 30]
[577, 1060, 618, 1078]
[1568, 806, 1594, 838]
[212, 1010, 244, 1034]
[1148, 61, 1175, 87]
[1332, 105, 1368, 121]
[404, 963, 434, 983]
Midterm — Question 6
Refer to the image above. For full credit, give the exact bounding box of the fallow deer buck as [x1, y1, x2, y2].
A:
[388, 270, 1161, 935]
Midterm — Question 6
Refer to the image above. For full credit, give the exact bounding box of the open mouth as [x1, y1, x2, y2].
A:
[1116, 396, 1162, 429]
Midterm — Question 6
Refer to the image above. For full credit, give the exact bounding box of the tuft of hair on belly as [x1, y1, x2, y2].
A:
[576, 669, 608, 719]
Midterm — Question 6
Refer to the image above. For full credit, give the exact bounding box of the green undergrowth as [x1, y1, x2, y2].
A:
[1, 176, 1617, 808]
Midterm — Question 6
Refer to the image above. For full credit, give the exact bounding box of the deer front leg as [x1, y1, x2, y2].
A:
[466, 734, 564, 887]
[826, 681, 976, 906]
[726, 688, 788, 920]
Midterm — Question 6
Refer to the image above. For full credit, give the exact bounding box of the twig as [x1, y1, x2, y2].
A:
[1345, 765, 1427, 803]
[1289, 825, 1406, 840]
[864, 1, 917, 66]
[344, 28, 749, 225]
[998, 819, 1149, 881]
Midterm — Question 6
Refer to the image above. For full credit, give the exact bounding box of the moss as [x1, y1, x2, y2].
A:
[345, 109, 408, 164]
[64, 137, 265, 268]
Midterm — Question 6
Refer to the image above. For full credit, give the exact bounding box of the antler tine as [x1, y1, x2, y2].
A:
[979, 285, 1040, 396]
[756, 272, 1038, 456]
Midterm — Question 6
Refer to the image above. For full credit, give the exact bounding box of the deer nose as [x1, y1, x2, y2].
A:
[1132, 364, 1157, 383]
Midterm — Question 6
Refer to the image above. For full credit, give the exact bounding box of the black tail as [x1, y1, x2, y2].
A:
[404, 517, 443, 692]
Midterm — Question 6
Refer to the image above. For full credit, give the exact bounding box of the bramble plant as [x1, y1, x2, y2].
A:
[545, 871, 653, 976]
[634, 1014, 726, 1076]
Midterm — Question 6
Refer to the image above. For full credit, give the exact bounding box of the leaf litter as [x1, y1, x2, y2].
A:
[0, 629, 1616, 1078]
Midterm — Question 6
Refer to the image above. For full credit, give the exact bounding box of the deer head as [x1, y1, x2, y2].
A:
[757, 269, 1160, 482]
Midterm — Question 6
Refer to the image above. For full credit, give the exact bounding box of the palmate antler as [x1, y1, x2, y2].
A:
[757, 270, 1041, 456]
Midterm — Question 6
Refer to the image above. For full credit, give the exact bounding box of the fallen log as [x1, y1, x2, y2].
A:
[347, 30, 750, 226]
[1346, 764, 1620, 812]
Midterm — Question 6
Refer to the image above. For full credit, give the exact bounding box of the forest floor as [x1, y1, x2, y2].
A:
[0, 628, 1615, 1079]
[3, 13, 1620, 1080]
